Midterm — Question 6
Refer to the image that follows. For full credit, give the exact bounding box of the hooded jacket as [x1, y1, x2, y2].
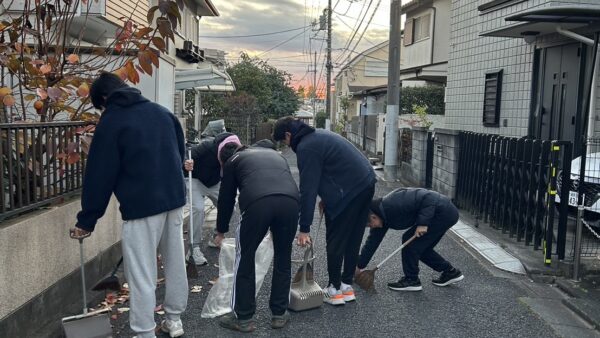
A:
[291, 122, 376, 232]
[76, 87, 186, 231]
[357, 188, 459, 269]
[216, 147, 299, 233]
[188, 132, 234, 187]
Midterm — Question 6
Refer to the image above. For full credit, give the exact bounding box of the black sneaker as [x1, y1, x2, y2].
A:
[388, 277, 422, 291]
[432, 268, 464, 287]
[218, 312, 256, 333]
[271, 311, 291, 329]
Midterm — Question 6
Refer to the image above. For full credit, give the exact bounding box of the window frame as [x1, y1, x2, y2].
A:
[482, 69, 503, 127]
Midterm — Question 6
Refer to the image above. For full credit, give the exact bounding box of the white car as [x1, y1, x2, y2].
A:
[556, 152, 600, 229]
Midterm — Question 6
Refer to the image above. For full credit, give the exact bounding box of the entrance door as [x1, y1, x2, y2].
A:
[537, 44, 582, 148]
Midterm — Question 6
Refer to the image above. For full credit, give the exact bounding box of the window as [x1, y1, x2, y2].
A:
[403, 14, 431, 46]
[364, 60, 387, 77]
[483, 70, 503, 127]
[414, 14, 430, 41]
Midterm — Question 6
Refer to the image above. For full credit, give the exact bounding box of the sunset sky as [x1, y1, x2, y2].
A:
[199, 0, 404, 96]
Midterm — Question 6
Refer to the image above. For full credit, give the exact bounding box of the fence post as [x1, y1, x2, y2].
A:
[573, 204, 584, 280]
[544, 141, 560, 266]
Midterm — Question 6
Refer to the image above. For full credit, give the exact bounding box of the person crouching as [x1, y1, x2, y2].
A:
[357, 188, 464, 291]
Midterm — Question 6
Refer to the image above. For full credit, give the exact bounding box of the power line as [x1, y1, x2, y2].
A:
[256, 27, 312, 58]
[347, 0, 383, 58]
[199, 26, 310, 38]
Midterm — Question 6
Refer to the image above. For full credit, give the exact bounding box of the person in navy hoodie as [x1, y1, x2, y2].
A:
[357, 188, 464, 292]
[273, 117, 376, 306]
[69, 72, 190, 338]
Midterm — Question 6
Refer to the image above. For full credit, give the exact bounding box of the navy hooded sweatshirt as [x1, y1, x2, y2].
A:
[76, 87, 187, 231]
[357, 188, 459, 269]
[291, 122, 376, 233]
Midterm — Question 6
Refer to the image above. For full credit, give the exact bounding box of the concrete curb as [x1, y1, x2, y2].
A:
[451, 220, 527, 275]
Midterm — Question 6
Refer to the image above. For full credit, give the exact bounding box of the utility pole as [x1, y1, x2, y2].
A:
[313, 51, 317, 116]
[326, 0, 333, 126]
[384, 0, 401, 181]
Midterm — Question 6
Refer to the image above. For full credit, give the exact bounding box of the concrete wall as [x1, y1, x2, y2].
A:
[432, 128, 460, 199]
[401, 127, 430, 187]
[0, 197, 121, 321]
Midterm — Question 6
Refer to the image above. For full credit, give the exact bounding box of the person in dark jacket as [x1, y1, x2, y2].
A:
[187, 129, 236, 263]
[69, 73, 190, 338]
[272, 117, 376, 306]
[357, 188, 464, 292]
[214, 137, 300, 332]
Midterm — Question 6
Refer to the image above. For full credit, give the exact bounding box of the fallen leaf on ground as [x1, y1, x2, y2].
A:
[111, 314, 118, 320]
[213, 264, 219, 268]
[122, 283, 129, 290]
[154, 304, 163, 312]
[157, 311, 165, 315]
[157, 278, 165, 285]
[117, 307, 130, 313]
[191, 285, 202, 293]
[208, 278, 218, 285]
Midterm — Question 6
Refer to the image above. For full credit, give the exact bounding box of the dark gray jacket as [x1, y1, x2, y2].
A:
[216, 147, 299, 233]
[357, 188, 458, 269]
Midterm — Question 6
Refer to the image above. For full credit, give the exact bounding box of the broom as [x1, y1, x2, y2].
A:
[355, 234, 418, 291]
[186, 147, 199, 279]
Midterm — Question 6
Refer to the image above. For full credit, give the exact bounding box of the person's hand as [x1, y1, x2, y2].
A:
[214, 232, 225, 247]
[69, 227, 91, 240]
[297, 232, 311, 247]
[355, 267, 364, 278]
[415, 225, 428, 237]
[184, 159, 194, 172]
[318, 200, 325, 216]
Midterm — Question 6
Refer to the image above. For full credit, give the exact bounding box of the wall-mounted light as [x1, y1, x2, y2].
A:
[521, 31, 540, 44]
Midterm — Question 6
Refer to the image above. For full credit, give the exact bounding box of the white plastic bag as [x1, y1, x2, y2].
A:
[201, 233, 274, 318]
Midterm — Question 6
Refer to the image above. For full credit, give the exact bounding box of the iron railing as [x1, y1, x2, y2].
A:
[456, 132, 572, 262]
[0, 122, 90, 221]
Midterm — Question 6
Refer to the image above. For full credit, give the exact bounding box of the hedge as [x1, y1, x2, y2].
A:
[400, 86, 445, 115]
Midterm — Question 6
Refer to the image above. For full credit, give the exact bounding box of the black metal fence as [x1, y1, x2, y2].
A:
[0, 122, 90, 221]
[456, 132, 573, 262]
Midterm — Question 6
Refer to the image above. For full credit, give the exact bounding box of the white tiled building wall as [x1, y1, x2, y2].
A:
[445, 0, 600, 137]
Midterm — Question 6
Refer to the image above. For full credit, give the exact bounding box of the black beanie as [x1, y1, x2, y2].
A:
[370, 198, 384, 219]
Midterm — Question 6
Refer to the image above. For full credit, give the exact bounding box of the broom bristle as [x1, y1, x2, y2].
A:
[355, 270, 376, 291]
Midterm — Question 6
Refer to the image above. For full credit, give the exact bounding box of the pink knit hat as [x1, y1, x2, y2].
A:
[218, 135, 242, 167]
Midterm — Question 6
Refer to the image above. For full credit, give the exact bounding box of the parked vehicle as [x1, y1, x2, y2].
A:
[556, 152, 600, 229]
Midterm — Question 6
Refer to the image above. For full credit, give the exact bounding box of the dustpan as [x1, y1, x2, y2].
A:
[62, 237, 112, 338]
[289, 243, 324, 312]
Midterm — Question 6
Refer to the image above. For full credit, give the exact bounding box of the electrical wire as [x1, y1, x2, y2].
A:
[199, 26, 311, 38]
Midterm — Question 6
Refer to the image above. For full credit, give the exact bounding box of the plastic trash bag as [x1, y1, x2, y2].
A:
[201, 233, 274, 318]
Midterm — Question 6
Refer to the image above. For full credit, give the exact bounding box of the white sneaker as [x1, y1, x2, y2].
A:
[340, 282, 356, 302]
[161, 319, 184, 338]
[323, 284, 345, 306]
[192, 247, 208, 266]
[207, 234, 219, 248]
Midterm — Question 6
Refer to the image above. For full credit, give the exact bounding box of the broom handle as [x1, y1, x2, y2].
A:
[79, 239, 87, 315]
[188, 148, 194, 250]
[376, 234, 417, 270]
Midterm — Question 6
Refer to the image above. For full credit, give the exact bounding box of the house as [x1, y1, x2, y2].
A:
[400, 0, 451, 87]
[445, 1, 600, 154]
[432, 0, 600, 199]
[332, 41, 389, 126]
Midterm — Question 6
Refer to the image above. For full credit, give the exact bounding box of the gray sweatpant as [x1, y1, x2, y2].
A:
[122, 207, 188, 338]
[190, 178, 219, 245]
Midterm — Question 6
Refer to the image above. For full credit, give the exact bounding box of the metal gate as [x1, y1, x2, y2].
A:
[455, 132, 573, 263]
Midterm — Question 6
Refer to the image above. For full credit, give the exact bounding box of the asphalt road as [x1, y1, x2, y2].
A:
[112, 149, 559, 338]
